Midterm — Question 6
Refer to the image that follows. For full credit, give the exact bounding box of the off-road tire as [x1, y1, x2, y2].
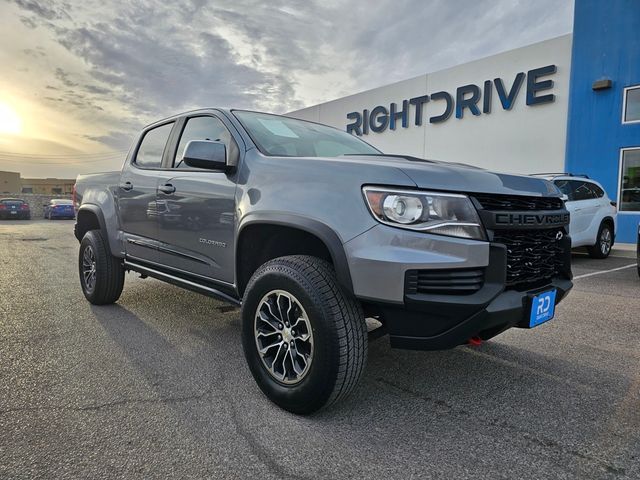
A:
[79, 230, 125, 305]
[241, 255, 367, 414]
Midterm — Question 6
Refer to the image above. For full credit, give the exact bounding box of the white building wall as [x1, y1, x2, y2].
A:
[289, 35, 572, 175]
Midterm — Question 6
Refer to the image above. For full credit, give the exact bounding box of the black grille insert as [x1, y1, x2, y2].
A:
[493, 229, 564, 288]
[406, 268, 484, 295]
[473, 194, 563, 211]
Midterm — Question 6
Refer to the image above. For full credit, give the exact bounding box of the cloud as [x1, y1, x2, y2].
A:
[7, 0, 573, 156]
[13, 0, 69, 20]
[55, 67, 78, 87]
[82, 130, 133, 150]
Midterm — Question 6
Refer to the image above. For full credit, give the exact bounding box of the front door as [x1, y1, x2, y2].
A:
[154, 115, 238, 284]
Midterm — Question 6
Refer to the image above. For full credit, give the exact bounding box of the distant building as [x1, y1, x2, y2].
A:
[20, 177, 75, 195]
[0, 171, 75, 195]
[0, 171, 21, 194]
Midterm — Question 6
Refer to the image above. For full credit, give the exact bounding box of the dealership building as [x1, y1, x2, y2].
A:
[290, 1, 640, 243]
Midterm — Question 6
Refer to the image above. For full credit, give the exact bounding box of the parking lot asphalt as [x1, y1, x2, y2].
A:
[1, 220, 639, 480]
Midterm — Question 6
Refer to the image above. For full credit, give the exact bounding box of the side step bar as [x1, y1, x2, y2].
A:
[124, 260, 241, 306]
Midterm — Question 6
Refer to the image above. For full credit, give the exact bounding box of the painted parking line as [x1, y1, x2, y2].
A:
[573, 263, 637, 280]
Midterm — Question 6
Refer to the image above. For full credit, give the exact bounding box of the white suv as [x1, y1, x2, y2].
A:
[534, 174, 617, 258]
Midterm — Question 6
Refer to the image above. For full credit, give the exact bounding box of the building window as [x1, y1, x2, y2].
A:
[21, 187, 33, 193]
[619, 148, 640, 212]
[51, 188, 62, 194]
[623, 85, 640, 124]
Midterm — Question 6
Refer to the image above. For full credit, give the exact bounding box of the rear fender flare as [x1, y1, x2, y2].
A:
[75, 204, 123, 257]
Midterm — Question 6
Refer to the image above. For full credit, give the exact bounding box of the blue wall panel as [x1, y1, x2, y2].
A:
[566, 0, 640, 243]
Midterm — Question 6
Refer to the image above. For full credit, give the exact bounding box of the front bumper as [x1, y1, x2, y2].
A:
[379, 244, 572, 350]
[345, 225, 573, 350]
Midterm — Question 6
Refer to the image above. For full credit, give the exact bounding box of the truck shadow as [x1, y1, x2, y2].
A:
[88, 288, 635, 477]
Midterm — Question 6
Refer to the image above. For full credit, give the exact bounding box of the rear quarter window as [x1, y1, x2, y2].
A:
[589, 183, 605, 198]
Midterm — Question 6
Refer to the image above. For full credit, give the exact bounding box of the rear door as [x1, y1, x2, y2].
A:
[118, 121, 175, 262]
[573, 180, 601, 242]
[154, 114, 239, 283]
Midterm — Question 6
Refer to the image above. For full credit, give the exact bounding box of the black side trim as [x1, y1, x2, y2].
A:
[156, 244, 211, 265]
[238, 213, 354, 295]
[126, 237, 155, 249]
[124, 260, 240, 305]
[126, 254, 234, 290]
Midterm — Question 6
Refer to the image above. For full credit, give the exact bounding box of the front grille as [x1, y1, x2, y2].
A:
[493, 229, 564, 288]
[405, 268, 484, 295]
[473, 194, 563, 211]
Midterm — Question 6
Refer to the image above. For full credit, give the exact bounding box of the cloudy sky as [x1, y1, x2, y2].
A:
[0, 0, 573, 177]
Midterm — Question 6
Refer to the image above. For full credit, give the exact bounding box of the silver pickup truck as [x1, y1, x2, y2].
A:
[74, 109, 573, 413]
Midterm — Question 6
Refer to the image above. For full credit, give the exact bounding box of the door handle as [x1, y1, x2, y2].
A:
[120, 181, 133, 191]
[158, 183, 176, 194]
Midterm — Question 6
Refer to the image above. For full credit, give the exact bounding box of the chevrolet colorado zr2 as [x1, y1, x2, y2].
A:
[74, 109, 573, 414]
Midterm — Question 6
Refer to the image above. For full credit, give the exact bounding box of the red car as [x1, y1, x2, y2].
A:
[0, 198, 31, 220]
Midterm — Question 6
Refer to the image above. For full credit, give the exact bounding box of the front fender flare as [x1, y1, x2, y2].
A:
[237, 212, 354, 295]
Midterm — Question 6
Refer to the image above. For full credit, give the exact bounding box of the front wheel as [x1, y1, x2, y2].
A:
[79, 230, 125, 304]
[588, 222, 613, 259]
[241, 255, 367, 414]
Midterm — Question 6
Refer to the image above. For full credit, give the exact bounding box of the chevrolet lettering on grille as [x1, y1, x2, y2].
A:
[494, 212, 570, 227]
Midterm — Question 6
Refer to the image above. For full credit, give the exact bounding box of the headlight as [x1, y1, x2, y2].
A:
[362, 186, 486, 240]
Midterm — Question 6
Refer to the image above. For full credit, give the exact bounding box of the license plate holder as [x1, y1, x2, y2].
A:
[528, 289, 557, 328]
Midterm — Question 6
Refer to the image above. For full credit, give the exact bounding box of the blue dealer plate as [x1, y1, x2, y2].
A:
[529, 289, 557, 328]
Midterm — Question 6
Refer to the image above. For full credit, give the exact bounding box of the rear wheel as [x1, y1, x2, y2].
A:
[79, 230, 125, 304]
[241, 255, 367, 414]
[588, 222, 613, 259]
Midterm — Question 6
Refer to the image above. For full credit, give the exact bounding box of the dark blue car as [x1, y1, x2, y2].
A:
[44, 199, 75, 220]
[0, 198, 31, 219]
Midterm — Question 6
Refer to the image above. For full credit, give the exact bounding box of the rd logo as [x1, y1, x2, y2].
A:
[537, 295, 552, 315]
[530, 290, 557, 327]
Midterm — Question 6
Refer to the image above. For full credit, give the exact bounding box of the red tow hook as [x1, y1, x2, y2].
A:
[468, 336, 482, 346]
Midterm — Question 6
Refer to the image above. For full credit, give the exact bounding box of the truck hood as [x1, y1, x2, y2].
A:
[343, 154, 561, 197]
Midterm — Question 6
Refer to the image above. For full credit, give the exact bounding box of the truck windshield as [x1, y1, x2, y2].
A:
[233, 110, 381, 157]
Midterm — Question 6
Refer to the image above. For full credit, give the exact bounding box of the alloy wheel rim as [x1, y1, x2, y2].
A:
[82, 245, 97, 292]
[254, 290, 314, 385]
[600, 228, 612, 254]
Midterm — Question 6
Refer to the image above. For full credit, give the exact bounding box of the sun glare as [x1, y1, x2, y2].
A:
[0, 102, 23, 135]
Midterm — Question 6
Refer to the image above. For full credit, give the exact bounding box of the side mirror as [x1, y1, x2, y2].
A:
[182, 140, 227, 170]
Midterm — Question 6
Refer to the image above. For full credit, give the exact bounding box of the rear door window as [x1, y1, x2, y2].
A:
[135, 122, 174, 168]
[553, 180, 574, 201]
